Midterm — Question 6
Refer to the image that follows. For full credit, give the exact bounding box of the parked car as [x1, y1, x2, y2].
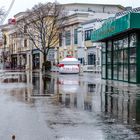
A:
[58, 56, 80, 74]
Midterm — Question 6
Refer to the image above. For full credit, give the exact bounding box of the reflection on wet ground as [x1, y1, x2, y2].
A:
[1, 71, 140, 139]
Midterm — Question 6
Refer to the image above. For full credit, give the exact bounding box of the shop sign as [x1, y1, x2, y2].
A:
[91, 13, 140, 41]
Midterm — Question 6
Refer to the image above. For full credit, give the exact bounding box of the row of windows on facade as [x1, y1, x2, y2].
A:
[8, 28, 93, 48]
[59, 29, 93, 46]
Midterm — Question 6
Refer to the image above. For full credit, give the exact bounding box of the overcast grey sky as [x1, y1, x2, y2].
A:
[1, 0, 139, 22]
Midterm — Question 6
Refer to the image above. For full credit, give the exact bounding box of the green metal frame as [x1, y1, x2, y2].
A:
[136, 32, 140, 83]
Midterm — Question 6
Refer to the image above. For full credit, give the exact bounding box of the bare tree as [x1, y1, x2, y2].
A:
[0, 8, 4, 15]
[16, 2, 66, 70]
[0, 7, 5, 23]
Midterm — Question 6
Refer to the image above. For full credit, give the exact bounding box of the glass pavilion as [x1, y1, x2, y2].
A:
[92, 13, 140, 83]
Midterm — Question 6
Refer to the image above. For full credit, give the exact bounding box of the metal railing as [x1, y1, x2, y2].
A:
[51, 65, 101, 73]
[83, 65, 101, 73]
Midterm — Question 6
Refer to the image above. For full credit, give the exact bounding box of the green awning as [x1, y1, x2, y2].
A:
[91, 13, 140, 42]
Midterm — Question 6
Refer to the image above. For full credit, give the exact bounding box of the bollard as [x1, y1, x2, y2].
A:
[12, 135, 16, 140]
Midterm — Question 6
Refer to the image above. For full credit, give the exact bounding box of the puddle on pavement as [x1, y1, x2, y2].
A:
[1, 71, 140, 139]
[29, 72, 140, 139]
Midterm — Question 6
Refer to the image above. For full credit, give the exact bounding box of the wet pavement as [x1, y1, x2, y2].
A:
[0, 71, 140, 139]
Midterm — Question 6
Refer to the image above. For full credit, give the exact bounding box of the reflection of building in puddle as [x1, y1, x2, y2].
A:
[9, 87, 35, 104]
[1, 72, 33, 103]
[55, 80, 102, 112]
[1, 73, 26, 83]
[88, 83, 96, 92]
[58, 78, 79, 93]
[85, 83, 101, 112]
[31, 72, 55, 96]
[43, 76, 55, 94]
[101, 85, 137, 125]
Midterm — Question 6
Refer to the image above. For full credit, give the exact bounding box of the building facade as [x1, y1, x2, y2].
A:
[58, 3, 125, 72]
[0, 3, 125, 71]
[77, 20, 103, 72]
[92, 12, 140, 83]
[1, 18, 29, 70]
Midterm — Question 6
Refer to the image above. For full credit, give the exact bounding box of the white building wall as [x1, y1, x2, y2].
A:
[77, 26, 85, 48]
[77, 14, 108, 70]
[59, 3, 124, 64]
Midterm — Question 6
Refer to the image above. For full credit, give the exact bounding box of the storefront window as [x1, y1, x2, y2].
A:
[101, 43, 106, 52]
[130, 47, 136, 64]
[107, 51, 111, 64]
[107, 64, 112, 79]
[101, 32, 137, 83]
[118, 40, 123, 50]
[102, 42, 106, 79]
[123, 37, 128, 48]
[113, 51, 118, 64]
[118, 50, 123, 64]
[102, 53, 106, 64]
[130, 65, 136, 82]
[113, 41, 118, 50]
[129, 33, 136, 83]
[124, 49, 128, 63]
[130, 33, 136, 48]
[102, 65, 106, 78]
[106, 41, 112, 79]
[107, 41, 112, 51]
[124, 65, 128, 81]
[118, 65, 123, 80]
[113, 65, 118, 80]
[113, 37, 128, 81]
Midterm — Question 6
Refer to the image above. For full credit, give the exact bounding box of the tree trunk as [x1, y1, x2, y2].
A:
[42, 53, 46, 73]
[42, 51, 51, 73]
[43, 53, 46, 64]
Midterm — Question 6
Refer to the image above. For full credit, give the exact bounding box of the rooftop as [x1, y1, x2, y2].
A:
[62, 3, 125, 10]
